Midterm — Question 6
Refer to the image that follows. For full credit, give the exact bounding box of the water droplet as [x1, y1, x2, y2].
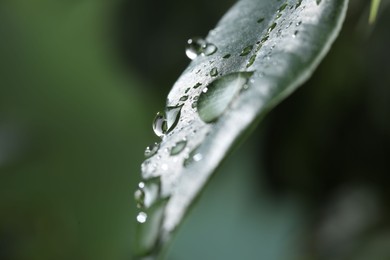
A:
[276, 13, 282, 19]
[240, 45, 253, 56]
[138, 182, 145, 189]
[185, 38, 218, 60]
[203, 43, 218, 56]
[142, 177, 162, 208]
[267, 23, 277, 33]
[185, 87, 190, 94]
[183, 146, 203, 167]
[193, 96, 199, 101]
[277, 3, 288, 12]
[179, 96, 189, 102]
[296, 21, 302, 26]
[246, 55, 257, 68]
[135, 189, 145, 208]
[193, 82, 202, 89]
[260, 35, 269, 44]
[191, 102, 197, 109]
[257, 17, 265, 23]
[222, 54, 231, 59]
[295, 0, 302, 9]
[144, 142, 160, 158]
[152, 112, 167, 138]
[137, 212, 148, 223]
[293, 30, 299, 37]
[197, 72, 254, 123]
[210, 67, 218, 77]
[170, 139, 187, 156]
[165, 105, 183, 132]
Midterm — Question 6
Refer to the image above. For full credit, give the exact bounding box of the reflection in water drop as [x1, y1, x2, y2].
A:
[144, 142, 160, 158]
[295, 0, 302, 9]
[203, 43, 218, 56]
[240, 45, 253, 56]
[137, 212, 148, 223]
[210, 67, 218, 77]
[139, 182, 145, 189]
[135, 191, 145, 208]
[267, 22, 277, 33]
[247, 55, 257, 68]
[152, 112, 167, 138]
[185, 38, 218, 60]
[277, 3, 288, 12]
[223, 54, 231, 59]
[165, 105, 183, 133]
[170, 140, 188, 156]
[197, 72, 254, 123]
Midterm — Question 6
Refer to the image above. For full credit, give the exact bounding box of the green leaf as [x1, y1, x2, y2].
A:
[135, 0, 348, 258]
[369, 0, 381, 24]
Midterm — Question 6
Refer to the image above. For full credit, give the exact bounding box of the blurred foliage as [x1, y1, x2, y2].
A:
[0, 0, 389, 259]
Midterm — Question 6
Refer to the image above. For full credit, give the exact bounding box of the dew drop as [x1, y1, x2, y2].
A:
[197, 72, 254, 123]
[179, 96, 189, 102]
[246, 55, 257, 68]
[165, 105, 183, 132]
[295, 0, 302, 9]
[170, 139, 188, 156]
[152, 112, 167, 138]
[144, 142, 160, 158]
[185, 38, 218, 60]
[240, 45, 253, 56]
[277, 3, 288, 12]
[296, 21, 302, 26]
[183, 146, 203, 167]
[134, 189, 145, 208]
[223, 54, 231, 59]
[257, 17, 265, 23]
[185, 87, 190, 94]
[203, 43, 218, 56]
[210, 67, 218, 77]
[137, 212, 148, 223]
[276, 13, 282, 19]
[260, 35, 269, 44]
[193, 82, 202, 89]
[293, 30, 299, 37]
[267, 22, 277, 33]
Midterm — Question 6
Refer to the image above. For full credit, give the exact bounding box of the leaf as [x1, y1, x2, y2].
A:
[135, 0, 348, 258]
[369, 0, 381, 24]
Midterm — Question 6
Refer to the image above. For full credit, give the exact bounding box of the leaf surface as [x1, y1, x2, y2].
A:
[135, 0, 348, 257]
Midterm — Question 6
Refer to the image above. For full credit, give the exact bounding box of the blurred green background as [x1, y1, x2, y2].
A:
[0, 0, 389, 259]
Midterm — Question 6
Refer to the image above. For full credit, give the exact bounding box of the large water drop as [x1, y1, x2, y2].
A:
[196, 72, 254, 123]
[152, 112, 167, 138]
[185, 38, 218, 60]
[165, 105, 183, 133]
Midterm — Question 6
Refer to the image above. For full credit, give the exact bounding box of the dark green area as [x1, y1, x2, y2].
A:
[0, 0, 389, 259]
